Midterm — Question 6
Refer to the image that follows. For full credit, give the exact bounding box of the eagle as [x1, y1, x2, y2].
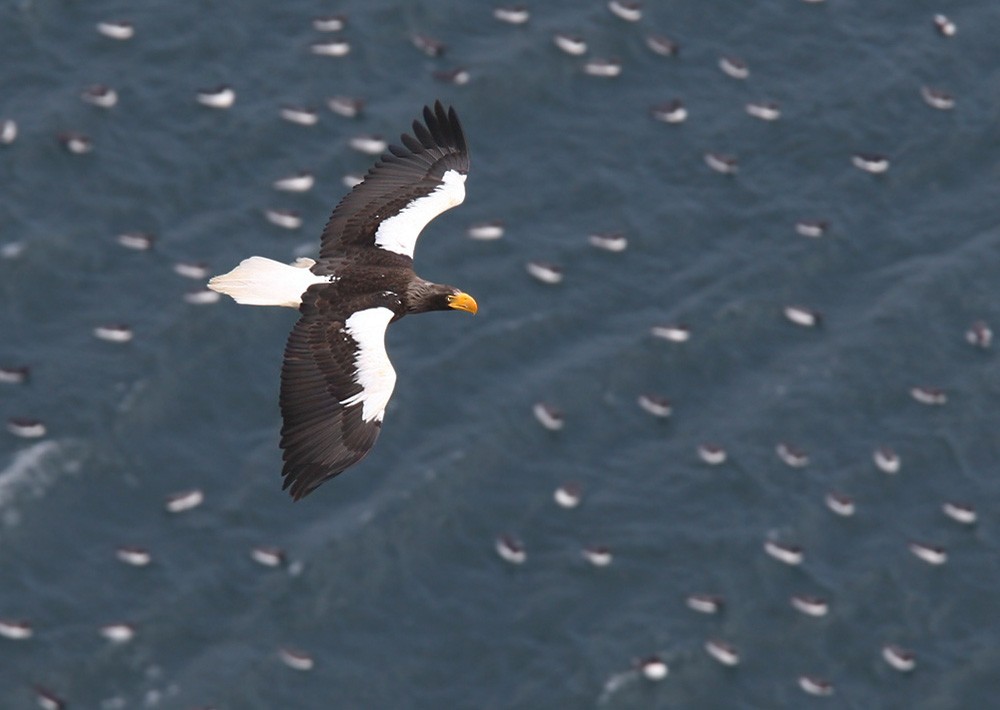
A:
[209, 102, 476, 499]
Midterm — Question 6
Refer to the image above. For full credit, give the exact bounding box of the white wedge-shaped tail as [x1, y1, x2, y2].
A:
[208, 256, 328, 307]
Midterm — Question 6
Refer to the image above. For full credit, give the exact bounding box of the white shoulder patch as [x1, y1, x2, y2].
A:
[339, 307, 397, 422]
[372, 169, 466, 258]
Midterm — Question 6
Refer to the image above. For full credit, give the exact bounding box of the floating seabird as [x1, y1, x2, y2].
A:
[637, 394, 672, 418]
[554, 482, 583, 508]
[909, 541, 947, 565]
[783, 305, 821, 328]
[196, 86, 235, 109]
[209, 103, 476, 499]
[349, 134, 389, 155]
[0, 619, 33, 639]
[7, 418, 46, 439]
[533, 402, 565, 431]
[705, 639, 740, 666]
[704, 152, 738, 175]
[116, 546, 152, 566]
[94, 324, 133, 343]
[100, 623, 136, 643]
[911, 386, 946, 405]
[496, 535, 526, 564]
[312, 15, 346, 32]
[799, 676, 834, 697]
[165, 488, 204, 513]
[264, 209, 302, 230]
[920, 86, 955, 110]
[639, 656, 668, 680]
[608, 0, 642, 21]
[650, 100, 687, 124]
[583, 545, 613, 567]
[588, 231, 627, 252]
[97, 20, 134, 40]
[184, 288, 221, 305]
[0, 119, 16, 145]
[825, 492, 855, 517]
[553, 33, 587, 56]
[311, 40, 351, 57]
[58, 132, 92, 154]
[280, 106, 319, 126]
[746, 101, 781, 121]
[1, 241, 26, 259]
[764, 540, 804, 565]
[279, 647, 315, 671]
[942, 501, 977, 525]
[0, 365, 30, 384]
[342, 173, 364, 189]
[882, 644, 916, 672]
[646, 35, 679, 57]
[494, 5, 530, 24]
[873, 446, 901, 474]
[584, 58, 622, 77]
[776, 442, 809, 468]
[719, 56, 749, 79]
[327, 96, 365, 118]
[791, 594, 829, 617]
[251, 545, 286, 567]
[81, 84, 118, 108]
[965, 320, 992, 348]
[34, 686, 66, 710]
[412, 33, 446, 57]
[467, 220, 505, 240]
[526, 261, 563, 284]
[933, 14, 956, 37]
[651, 324, 691, 342]
[852, 153, 890, 174]
[117, 231, 155, 251]
[795, 219, 828, 238]
[686, 594, 724, 614]
[174, 261, 211, 280]
[274, 171, 315, 193]
[697, 443, 727, 465]
[433, 68, 470, 85]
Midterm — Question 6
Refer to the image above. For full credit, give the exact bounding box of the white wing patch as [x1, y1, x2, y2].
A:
[340, 307, 397, 422]
[372, 169, 466, 258]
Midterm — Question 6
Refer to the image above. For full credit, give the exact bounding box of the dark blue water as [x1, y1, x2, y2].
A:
[2, 1, 999, 708]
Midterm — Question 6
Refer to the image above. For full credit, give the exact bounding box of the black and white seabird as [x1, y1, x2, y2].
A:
[639, 656, 669, 680]
[582, 545, 613, 567]
[942, 501, 976, 525]
[279, 646, 315, 671]
[746, 101, 781, 121]
[697, 443, 727, 465]
[273, 171, 315, 193]
[650, 100, 687, 124]
[933, 14, 956, 37]
[791, 594, 829, 617]
[554, 482, 583, 508]
[533, 402, 565, 431]
[825, 492, 855, 517]
[34, 686, 67, 710]
[764, 539, 804, 565]
[719, 56, 749, 79]
[467, 220, 505, 240]
[608, 0, 642, 22]
[93, 324, 133, 343]
[251, 545, 286, 567]
[7, 417, 45, 438]
[705, 639, 740, 666]
[496, 535, 527, 564]
[209, 103, 476, 499]
[852, 153, 890, 174]
[882, 644, 916, 672]
[349, 134, 389, 155]
[327, 96, 365, 118]
[799, 675, 834, 696]
[584, 58, 623, 78]
[81, 84, 118, 108]
[0, 119, 16, 145]
[100, 622, 136, 643]
[553, 33, 587, 56]
[117, 231, 155, 250]
[686, 594, 724, 614]
[637, 394, 672, 418]
[526, 261, 563, 284]
[264, 209, 302, 230]
[97, 20, 134, 40]
[58, 132, 93, 154]
[280, 106, 319, 126]
[911, 386, 947, 405]
[651, 324, 691, 342]
[795, 219, 828, 238]
[433, 68, 470, 85]
[313, 15, 346, 32]
[174, 261, 211, 280]
[311, 39, 351, 57]
[909, 541, 947, 565]
[165, 488, 204, 513]
[783, 305, 821, 328]
[412, 33, 446, 57]
[873, 446, 901, 474]
[776, 442, 809, 468]
[0, 618, 32, 639]
[705, 152, 739, 175]
[116, 545, 152, 566]
[196, 86, 236, 109]
[588, 231, 628, 252]
[0, 365, 30, 384]
[646, 35, 679, 57]
[921, 86, 955, 110]
[965, 320, 992, 348]
[494, 5, 530, 24]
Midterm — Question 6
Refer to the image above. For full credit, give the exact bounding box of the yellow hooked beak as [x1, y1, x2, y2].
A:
[447, 291, 478, 315]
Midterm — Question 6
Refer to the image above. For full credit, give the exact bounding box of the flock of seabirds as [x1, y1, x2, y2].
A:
[0, 0, 990, 707]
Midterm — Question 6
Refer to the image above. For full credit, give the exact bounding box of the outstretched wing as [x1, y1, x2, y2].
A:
[280, 288, 399, 500]
[315, 101, 469, 266]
